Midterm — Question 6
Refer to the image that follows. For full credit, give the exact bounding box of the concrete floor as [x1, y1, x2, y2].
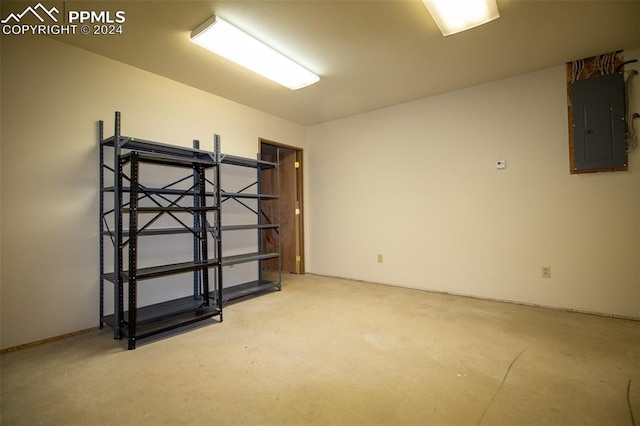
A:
[1, 274, 639, 425]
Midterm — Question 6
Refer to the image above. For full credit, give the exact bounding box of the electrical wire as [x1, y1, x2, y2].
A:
[609, 52, 617, 73]
[628, 379, 636, 426]
[596, 53, 604, 75]
[570, 58, 585, 83]
[574, 52, 622, 82]
[627, 113, 639, 153]
[605, 52, 613, 73]
[625, 68, 639, 153]
[586, 56, 596, 79]
[617, 59, 638, 73]
[570, 61, 578, 83]
[477, 349, 526, 426]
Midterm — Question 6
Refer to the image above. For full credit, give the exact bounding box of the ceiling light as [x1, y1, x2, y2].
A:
[423, 0, 500, 36]
[190, 16, 320, 90]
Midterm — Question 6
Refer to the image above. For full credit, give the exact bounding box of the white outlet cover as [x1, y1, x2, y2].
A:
[496, 160, 506, 169]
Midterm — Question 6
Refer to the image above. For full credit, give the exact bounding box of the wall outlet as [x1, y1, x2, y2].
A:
[541, 266, 551, 278]
[377, 254, 383, 264]
[496, 160, 506, 169]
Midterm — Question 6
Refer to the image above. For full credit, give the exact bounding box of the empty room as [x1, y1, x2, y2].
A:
[1, 1, 639, 425]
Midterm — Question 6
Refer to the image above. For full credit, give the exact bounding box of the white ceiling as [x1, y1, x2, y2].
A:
[47, 0, 640, 125]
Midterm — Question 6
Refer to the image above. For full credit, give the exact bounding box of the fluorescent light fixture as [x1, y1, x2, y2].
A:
[190, 16, 319, 90]
[423, 0, 500, 36]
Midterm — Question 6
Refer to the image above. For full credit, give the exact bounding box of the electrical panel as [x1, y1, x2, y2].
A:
[571, 72, 626, 171]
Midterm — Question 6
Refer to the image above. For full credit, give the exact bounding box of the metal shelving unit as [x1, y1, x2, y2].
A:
[99, 112, 281, 348]
[99, 112, 223, 349]
[218, 152, 282, 302]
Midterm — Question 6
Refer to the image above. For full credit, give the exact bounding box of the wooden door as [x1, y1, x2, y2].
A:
[260, 142, 303, 274]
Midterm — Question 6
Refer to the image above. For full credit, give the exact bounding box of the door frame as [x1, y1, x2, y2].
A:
[259, 138, 305, 274]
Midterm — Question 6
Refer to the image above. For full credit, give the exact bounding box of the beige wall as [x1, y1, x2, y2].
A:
[0, 35, 306, 349]
[307, 49, 640, 318]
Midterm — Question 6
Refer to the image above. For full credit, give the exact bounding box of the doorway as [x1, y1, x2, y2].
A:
[259, 139, 305, 274]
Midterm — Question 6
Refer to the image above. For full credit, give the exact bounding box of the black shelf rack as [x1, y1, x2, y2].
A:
[100, 112, 223, 349]
[99, 111, 282, 349]
[218, 152, 282, 303]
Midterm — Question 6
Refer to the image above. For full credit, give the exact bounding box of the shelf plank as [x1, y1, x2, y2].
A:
[221, 224, 279, 231]
[101, 136, 276, 170]
[122, 206, 218, 213]
[220, 154, 277, 169]
[221, 280, 281, 302]
[221, 192, 278, 200]
[102, 136, 215, 162]
[221, 252, 279, 266]
[121, 151, 217, 168]
[103, 258, 220, 282]
[102, 223, 280, 237]
[102, 295, 221, 340]
[103, 254, 276, 281]
[103, 186, 217, 197]
[103, 227, 217, 237]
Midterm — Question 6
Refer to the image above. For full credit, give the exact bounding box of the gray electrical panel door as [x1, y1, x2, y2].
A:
[571, 72, 626, 171]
